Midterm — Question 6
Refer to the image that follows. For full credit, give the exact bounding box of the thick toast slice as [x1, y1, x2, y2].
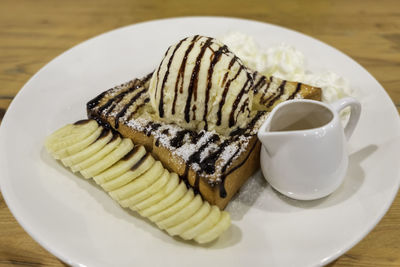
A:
[87, 73, 321, 209]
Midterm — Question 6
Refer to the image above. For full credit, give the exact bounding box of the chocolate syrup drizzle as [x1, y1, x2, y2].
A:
[166, 123, 258, 198]
[85, 117, 122, 142]
[73, 119, 90, 125]
[114, 88, 146, 128]
[127, 98, 150, 121]
[91, 74, 153, 118]
[288, 82, 302, 100]
[184, 37, 213, 123]
[199, 138, 231, 175]
[87, 91, 108, 110]
[230, 111, 265, 137]
[159, 37, 188, 118]
[218, 139, 258, 198]
[97, 80, 141, 115]
[171, 128, 259, 198]
[252, 74, 267, 94]
[203, 45, 228, 130]
[169, 130, 191, 148]
[217, 64, 243, 126]
[237, 98, 250, 121]
[191, 105, 197, 120]
[229, 72, 253, 127]
[181, 133, 220, 194]
[143, 122, 161, 137]
[172, 35, 199, 115]
[259, 76, 273, 104]
[221, 57, 235, 87]
[265, 80, 287, 108]
[155, 46, 173, 99]
[161, 129, 169, 135]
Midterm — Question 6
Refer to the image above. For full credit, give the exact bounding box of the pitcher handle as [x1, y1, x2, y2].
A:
[331, 97, 361, 140]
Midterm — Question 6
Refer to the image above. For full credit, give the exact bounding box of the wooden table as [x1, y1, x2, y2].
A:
[0, 0, 399, 266]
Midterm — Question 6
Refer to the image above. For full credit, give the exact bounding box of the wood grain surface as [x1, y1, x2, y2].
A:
[0, 0, 399, 266]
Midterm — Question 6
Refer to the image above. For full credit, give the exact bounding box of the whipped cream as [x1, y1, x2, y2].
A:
[219, 32, 354, 104]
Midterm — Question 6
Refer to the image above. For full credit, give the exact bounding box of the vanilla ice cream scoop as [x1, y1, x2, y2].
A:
[149, 35, 254, 135]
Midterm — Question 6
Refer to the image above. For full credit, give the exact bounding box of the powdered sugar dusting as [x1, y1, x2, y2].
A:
[126, 117, 147, 132]
[123, 112, 254, 182]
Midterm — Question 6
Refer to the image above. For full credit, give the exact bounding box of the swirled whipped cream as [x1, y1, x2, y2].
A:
[219, 32, 354, 104]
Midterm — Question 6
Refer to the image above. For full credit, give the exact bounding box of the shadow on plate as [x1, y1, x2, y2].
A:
[275, 144, 377, 210]
[227, 144, 377, 214]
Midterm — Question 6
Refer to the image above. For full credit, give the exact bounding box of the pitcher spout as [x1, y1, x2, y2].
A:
[257, 109, 285, 156]
[257, 131, 283, 156]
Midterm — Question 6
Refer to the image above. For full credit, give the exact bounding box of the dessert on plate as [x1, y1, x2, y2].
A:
[45, 34, 322, 243]
[87, 35, 321, 209]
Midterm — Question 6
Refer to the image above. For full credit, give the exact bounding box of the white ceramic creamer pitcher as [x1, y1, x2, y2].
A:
[257, 97, 361, 200]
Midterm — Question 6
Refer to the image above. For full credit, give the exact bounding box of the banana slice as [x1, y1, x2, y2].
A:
[93, 145, 146, 185]
[194, 211, 231, 244]
[80, 138, 134, 178]
[54, 126, 103, 159]
[157, 194, 203, 230]
[180, 206, 221, 240]
[166, 202, 211, 236]
[132, 173, 179, 211]
[70, 135, 121, 173]
[45, 124, 74, 151]
[149, 189, 195, 223]
[119, 169, 169, 208]
[45, 119, 231, 244]
[100, 154, 155, 191]
[47, 120, 99, 153]
[62, 129, 113, 167]
[108, 160, 163, 201]
[139, 181, 187, 218]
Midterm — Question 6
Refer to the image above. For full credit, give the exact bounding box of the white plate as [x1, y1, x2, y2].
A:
[1, 17, 399, 267]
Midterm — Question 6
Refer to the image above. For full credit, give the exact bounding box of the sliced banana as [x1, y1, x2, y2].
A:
[45, 124, 74, 151]
[62, 129, 113, 167]
[119, 169, 169, 208]
[93, 145, 146, 185]
[100, 154, 155, 191]
[149, 189, 195, 223]
[108, 160, 163, 201]
[180, 206, 221, 241]
[45, 119, 231, 244]
[46, 120, 99, 153]
[71, 135, 121, 173]
[139, 181, 187, 218]
[194, 211, 231, 244]
[132, 172, 179, 211]
[166, 202, 211, 236]
[80, 138, 134, 178]
[54, 126, 103, 159]
[157, 194, 203, 230]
